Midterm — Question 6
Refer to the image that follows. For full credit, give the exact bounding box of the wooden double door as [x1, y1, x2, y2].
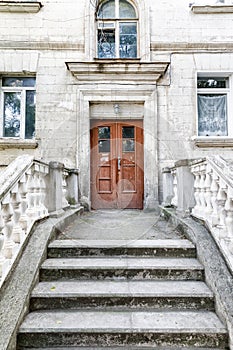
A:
[90, 120, 144, 209]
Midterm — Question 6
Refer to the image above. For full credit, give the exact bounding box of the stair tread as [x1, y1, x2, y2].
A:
[41, 257, 203, 270]
[32, 280, 213, 298]
[19, 310, 227, 334]
[22, 346, 228, 350]
[48, 239, 195, 249]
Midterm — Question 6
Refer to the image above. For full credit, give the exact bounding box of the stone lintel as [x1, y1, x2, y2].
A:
[191, 4, 233, 14]
[0, 1, 42, 13]
[65, 61, 170, 84]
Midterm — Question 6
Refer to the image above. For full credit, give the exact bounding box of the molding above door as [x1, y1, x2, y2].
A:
[65, 60, 169, 84]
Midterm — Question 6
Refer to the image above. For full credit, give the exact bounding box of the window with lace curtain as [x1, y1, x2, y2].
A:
[96, 0, 138, 59]
[197, 76, 230, 137]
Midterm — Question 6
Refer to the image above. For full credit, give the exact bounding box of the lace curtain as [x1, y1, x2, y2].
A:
[198, 94, 227, 136]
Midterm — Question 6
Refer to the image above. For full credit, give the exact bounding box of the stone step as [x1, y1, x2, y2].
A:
[20, 346, 229, 350]
[40, 257, 204, 281]
[17, 310, 228, 348]
[48, 239, 196, 258]
[30, 280, 214, 311]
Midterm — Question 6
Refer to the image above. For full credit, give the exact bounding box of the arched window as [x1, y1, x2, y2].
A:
[97, 0, 138, 59]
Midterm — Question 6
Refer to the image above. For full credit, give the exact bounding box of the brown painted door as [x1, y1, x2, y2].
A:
[90, 120, 144, 209]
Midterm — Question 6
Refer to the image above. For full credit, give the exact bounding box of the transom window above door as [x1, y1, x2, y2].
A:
[97, 0, 138, 59]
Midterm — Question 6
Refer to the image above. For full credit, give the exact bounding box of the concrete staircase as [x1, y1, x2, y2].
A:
[17, 235, 229, 348]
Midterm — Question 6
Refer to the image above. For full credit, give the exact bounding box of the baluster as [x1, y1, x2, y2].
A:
[39, 170, 49, 217]
[224, 187, 233, 242]
[11, 186, 24, 245]
[34, 172, 41, 217]
[62, 171, 69, 209]
[25, 169, 36, 227]
[19, 174, 29, 234]
[0, 205, 5, 282]
[204, 164, 213, 219]
[216, 180, 227, 240]
[210, 172, 219, 227]
[171, 169, 178, 207]
[2, 196, 14, 260]
[192, 167, 201, 217]
[199, 169, 207, 220]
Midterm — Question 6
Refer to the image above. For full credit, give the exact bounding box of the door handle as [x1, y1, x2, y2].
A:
[118, 156, 121, 171]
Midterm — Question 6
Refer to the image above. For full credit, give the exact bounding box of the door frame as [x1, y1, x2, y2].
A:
[76, 88, 159, 210]
[90, 119, 144, 209]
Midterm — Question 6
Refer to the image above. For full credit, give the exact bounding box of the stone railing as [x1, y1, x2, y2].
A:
[0, 155, 80, 287]
[162, 156, 233, 272]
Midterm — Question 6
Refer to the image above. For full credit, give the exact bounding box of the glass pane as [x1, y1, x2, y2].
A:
[122, 126, 134, 138]
[122, 139, 135, 152]
[197, 77, 228, 89]
[3, 92, 21, 137]
[98, 29, 115, 58]
[198, 94, 227, 136]
[119, 23, 137, 58]
[2, 77, 36, 87]
[97, 0, 115, 19]
[98, 140, 110, 153]
[98, 126, 110, 139]
[25, 90, 35, 139]
[119, 0, 136, 18]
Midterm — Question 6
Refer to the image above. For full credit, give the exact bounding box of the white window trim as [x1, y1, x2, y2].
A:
[96, 0, 139, 59]
[193, 72, 233, 147]
[0, 83, 35, 139]
[85, 0, 150, 61]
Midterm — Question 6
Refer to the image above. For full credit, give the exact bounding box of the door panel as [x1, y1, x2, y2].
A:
[90, 120, 143, 209]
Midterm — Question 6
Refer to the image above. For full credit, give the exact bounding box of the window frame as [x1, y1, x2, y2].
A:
[96, 0, 139, 59]
[0, 77, 36, 140]
[196, 72, 233, 139]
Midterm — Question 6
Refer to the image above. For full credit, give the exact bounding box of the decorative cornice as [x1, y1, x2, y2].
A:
[191, 5, 233, 14]
[0, 1, 42, 13]
[193, 137, 233, 148]
[0, 40, 84, 51]
[65, 60, 170, 84]
[151, 42, 233, 53]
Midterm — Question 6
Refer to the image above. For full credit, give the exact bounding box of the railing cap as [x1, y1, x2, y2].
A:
[175, 159, 196, 167]
[49, 161, 64, 170]
[162, 167, 172, 173]
[67, 168, 80, 175]
[189, 158, 206, 167]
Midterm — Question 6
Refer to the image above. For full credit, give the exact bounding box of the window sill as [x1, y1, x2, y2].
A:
[191, 5, 233, 13]
[93, 58, 141, 62]
[0, 138, 38, 149]
[0, 1, 42, 13]
[193, 137, 233, 148]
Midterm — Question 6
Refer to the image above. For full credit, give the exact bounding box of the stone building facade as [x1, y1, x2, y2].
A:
[0, 0, 233, 209]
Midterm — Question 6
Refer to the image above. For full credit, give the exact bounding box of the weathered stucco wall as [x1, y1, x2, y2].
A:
[0, 0, 233, 205]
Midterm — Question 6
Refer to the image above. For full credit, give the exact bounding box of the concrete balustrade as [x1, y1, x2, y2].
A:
[0, 155, 80, 287]
[166, 155, 233, 273]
